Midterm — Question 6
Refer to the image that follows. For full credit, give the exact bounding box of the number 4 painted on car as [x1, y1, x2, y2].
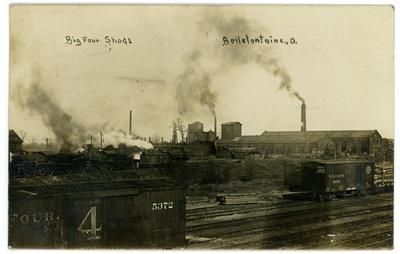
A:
[77, 206, 102, 240]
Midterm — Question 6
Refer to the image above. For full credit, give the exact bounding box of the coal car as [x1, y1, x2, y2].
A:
[284, 160, 375, 201]
[9, 173, 186, 248]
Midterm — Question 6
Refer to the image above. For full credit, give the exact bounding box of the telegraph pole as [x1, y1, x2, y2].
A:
[129, 110, 133, 135]
[100, 132, 103, 149]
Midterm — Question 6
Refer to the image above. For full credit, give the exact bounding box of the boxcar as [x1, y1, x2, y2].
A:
[284, 160, 375, 201]
[283, 162, 302, 191]
[140, 149, 171, 168]
[9, 175, 186, 249]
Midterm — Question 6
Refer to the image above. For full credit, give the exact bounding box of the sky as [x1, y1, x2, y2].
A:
[9, 5, 394, 147]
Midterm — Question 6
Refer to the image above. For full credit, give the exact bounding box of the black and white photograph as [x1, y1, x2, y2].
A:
[6, 3, 394, 249]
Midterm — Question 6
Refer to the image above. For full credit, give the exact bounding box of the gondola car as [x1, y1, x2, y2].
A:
[284, 160, 375, 201]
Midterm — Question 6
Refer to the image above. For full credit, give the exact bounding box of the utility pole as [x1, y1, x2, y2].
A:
[129, 110, 133, 135]
[100, 132, 103, 149]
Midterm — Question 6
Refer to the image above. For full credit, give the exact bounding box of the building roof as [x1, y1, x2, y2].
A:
[218, 130, 380, 144]
[261, 130, 379, 138]
[188, 121, 203, 126]
[10, 172, 183, 199]
[302, 160, 374, 165]
[222, 121, 242, 126]
[9, 129, 23, 143]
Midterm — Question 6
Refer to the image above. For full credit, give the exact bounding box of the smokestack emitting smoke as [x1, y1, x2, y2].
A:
[301, 102, 306, 132]
[214, 115, 217, 138]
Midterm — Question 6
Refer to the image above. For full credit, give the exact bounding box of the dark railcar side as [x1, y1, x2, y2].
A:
[9, 176, 186, 249]
[9, 196, 66, 248]
[283, 163, 302, 191]
[300, 160, 375, 194]
[140, 150, 171, 168]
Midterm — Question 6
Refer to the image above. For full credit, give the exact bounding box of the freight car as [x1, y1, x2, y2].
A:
[9, 174, 186, 248]
[164, 147, 188, 161]
[284, 160, 375, 201]
[86, 151, 133, 171]
[10, 152, 88, 177]
[9, 148, 179, 178]
[140, 149, 171, 168]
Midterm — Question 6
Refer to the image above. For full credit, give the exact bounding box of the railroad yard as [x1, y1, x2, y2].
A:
[8, 4, 395, 250]
[8, 152, 394, 249]
[185, 191, 393, 249]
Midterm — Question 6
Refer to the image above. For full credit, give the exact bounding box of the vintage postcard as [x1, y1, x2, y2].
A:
[8, 5, 393, 249]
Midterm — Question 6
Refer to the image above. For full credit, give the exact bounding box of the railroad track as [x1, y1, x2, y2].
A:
[290, 218, 393, 249]
[187, 194, 392, 231]
[252, 212, 393, 249]
[188, 203, 392, 247]
[187, 188, 392, 220]
[187, 199, 314, 221]
[186, 192, 393, 249]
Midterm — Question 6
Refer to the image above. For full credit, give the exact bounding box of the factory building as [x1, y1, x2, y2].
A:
[221, 122, 242, 140]
[187, 121, 216, 143]
[217, 124, 382, 157]
[155, 120, 217, 158]
[217, 103, 383, 157]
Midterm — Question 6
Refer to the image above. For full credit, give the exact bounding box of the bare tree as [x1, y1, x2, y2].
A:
[175, 118, 186, 143]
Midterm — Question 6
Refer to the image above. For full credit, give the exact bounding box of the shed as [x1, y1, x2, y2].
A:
[9, 129, 24, 153]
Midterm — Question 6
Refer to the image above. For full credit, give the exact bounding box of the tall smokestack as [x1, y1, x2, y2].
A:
[301, 102, 306, 132]
[129, 110, 132, 135]
[214, 116, 217, 139]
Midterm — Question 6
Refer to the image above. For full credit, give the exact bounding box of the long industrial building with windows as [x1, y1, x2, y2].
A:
[216, 103, 382, 157]
[217, 126, 382, 156]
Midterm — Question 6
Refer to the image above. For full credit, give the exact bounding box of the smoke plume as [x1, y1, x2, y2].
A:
[17, 82, 87, 149]
[205, 12, 305, 103]
[256, 56, 305, 103]
[15, 71, 154, 150]
[175, 10, 305, 118]
[175, 50, 217, 117]
[102, 129, 154, 150]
